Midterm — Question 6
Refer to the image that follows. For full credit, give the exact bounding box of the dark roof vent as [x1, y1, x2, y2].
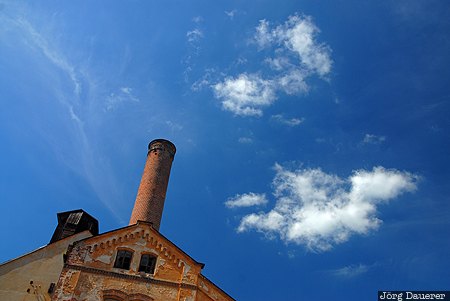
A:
[49, 209, 99, 244]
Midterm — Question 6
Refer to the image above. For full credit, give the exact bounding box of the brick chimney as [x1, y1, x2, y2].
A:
[129, 139, 176, 230]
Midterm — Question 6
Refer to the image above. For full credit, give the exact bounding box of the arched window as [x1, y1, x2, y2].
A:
[113, 250, 133, 270]
[138, 254, 157, 274]
[103, 289, 126, 301]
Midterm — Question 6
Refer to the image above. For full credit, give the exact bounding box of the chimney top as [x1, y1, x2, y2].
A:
[148, 139, 176, 158]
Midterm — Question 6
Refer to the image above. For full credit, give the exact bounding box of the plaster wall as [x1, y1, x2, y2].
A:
[0, 231, 93, 301]
[53, 270, 196, 301]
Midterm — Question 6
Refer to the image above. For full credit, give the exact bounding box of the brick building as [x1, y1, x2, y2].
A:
[0, 139, 235, 301]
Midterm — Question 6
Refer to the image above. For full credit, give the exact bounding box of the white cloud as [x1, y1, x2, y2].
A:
[192, 16, 203, 23]
[363, 134, 386, 144]
[264, 56, 292, 71]
[225, 193, 268, 208]
[330, 264, 370, 278]
[349, 167, 417, 203]
[234, 165, 419, 251]
[282, 15, 332, 76]
[187, 29, 203, 43]
[257, 15, 332, 76]
[213, 69, 308, 116]
[191, 68, 216, 91]
[213, 73, 276, 116]
[276, 69, 308, 94]
[211, 13, 332, 117]
[271, 114, 304, 127]
[238, 137, 253, 144]
[255, 20, 274, 49]
[213, 68, 309, 116]
[225, 10, 238, 19]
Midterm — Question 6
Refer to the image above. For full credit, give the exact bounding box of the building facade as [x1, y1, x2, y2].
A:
[0, 139, 234, 301]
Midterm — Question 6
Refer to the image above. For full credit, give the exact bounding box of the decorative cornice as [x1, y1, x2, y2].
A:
[86, 228, 192, 270]
[69, 223, 204, 269]
[64, 264, 197, 290]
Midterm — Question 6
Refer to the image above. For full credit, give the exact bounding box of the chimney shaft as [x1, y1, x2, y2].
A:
[129, 139, 176, 230]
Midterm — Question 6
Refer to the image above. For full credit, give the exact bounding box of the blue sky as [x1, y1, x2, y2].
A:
[1, 1, 450, 300]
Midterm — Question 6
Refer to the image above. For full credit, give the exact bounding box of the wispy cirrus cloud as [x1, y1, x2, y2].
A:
[165, 120, 183, 132]
[230, 164, 419, 251]
[329, 264, 371, 278]
[212, 13, 332, 116]
[1, 8, 139, 223]
[191, 68, 216, 91]
[363, 134, 386, 144]
[105, 87, 139, 111]
[271, 114, 304, 127]
[15, 18, 82, 97]
[184, 19, 205, 82]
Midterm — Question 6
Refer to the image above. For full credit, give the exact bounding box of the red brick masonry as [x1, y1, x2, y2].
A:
[129, 139, 176, 230]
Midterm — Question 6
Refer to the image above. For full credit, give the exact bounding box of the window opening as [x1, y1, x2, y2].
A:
[138, 254, 157, 274]
[114, 250, 133, 270]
